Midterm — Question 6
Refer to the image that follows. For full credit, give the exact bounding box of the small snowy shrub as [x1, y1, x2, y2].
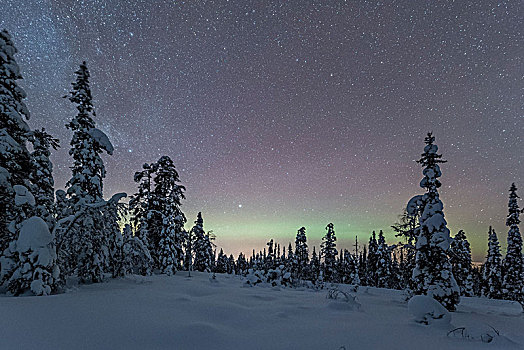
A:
[244, 265, 293, 287]
[447, 324, 500, 343]
[327, 286, 361, 310]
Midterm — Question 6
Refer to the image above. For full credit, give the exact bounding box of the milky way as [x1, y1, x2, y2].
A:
[1, 0, 522, 260]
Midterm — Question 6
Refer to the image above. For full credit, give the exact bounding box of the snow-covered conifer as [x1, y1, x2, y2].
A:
[502, 183, 522, 302]
[149, 156, 186, 268]
[293, 227, 309, 279]
[482, 226, 502, 299]
[29, 129, 59, 230]
[309, 246, 320, 282]
[449, 230, 474, 296]
[366, 231, 379, 286]
[1, 216, 59, 295]
[321, 223, 338, 283]
[376, 230, 392, 288]
[409, 133, 460, 311]
[215, 248, 228, 273]
[63, 62, 114, 283]
[0, 30, 32, 253]
[342, 249, 360, 285]
[157, 216, 178, 275]
[122, 224, 152, 276]
[191, 212, 214, 272]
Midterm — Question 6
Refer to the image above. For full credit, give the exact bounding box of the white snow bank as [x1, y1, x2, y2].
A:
[408, 295, 451, 325]
[0, 274, 522, 350]
[17, 216, 53, 253]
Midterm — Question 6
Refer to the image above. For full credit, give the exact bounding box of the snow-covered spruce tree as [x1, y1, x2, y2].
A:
[29, 128, 59, 230]
[359, 245, 368, 286]
[215, 248, 228, 273]
[392, 209, 418, 290]
[122, 224, 152, 276]
[64, 61, 114, 284]
[366, 231, 378, 287]
[342, 249, 360, 285]
[482, 226, 502, 299]
[449, 230, 474, 296]
[103, 193, 127, 278]
[191, 212, 214, 273]
[236, 252, 248, 275]
[54, 189, 70, 220]
[308, 246, 320, 282]
[321, 223, 338, 283]
[293, 227, 309, 280]
[376, 230, 392, 288]
[0, 30, 33, 254]
[149, 156, 186, 270]
[409, 133, 460, 311]
[157, 215, 178, 276]
[227, 254, 235, 274]
[3, 215, 59, 296]
[129, 162, 157, 252]
[502, 183, 523, 302]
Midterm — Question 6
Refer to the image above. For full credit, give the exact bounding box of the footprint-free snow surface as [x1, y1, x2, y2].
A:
[1, 272, 523, 350]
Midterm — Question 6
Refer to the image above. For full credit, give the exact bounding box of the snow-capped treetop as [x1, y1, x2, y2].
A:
[67, 61, 95, 124]
[65, 61, 112, 204]
[507, 183, 520, 227]
[16, 216, 53, 253]
[87, 128, 114, 155]
[417, 133, 446, 193]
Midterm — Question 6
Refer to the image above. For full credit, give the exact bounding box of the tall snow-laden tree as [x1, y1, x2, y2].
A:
[449, 230, 474, 297]
[236, 252, 248, 275]
[64, 61, 114, 284]
[366, 231, 379, 287]
[482, 226, 502, 299]
[392, 209, 418, 290]
[409, 133, 460, 311]
[149, 156, 186, 269]
[502, 183, 522, 302]
[321, 223, 338, 283]
[342, 249, 360, 285]
[65, 61, 113, 205]
[376, 230, 392, 288]
[129, 162, 157, 251]
[0, 29, 32, 254]
[122, 224, 152, 276]
[309, 246, 320, 282]
[29, 128, 59, 230]
[191, 212, 214, 273]
[293, 227, 309, 280]
[215, 248, 228, 273]
[102, 193, 127, 278]
[157, 215, 178, 276]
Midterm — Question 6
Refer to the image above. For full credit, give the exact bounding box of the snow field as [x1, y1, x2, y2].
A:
[1, 272, 523, 350]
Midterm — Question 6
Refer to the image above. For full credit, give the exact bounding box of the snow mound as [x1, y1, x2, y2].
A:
[408, 295, 451, 325]
[88, 128, 114, 154]
[327, 287, 361, 311]
[17, 216, 53, 253]
[13, 184, 35, 206]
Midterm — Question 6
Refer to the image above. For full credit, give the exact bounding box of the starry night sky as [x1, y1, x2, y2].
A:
[1, 0, 522, 261]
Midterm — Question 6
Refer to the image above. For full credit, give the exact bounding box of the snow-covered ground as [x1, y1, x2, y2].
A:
[1, 272, 523, 350]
